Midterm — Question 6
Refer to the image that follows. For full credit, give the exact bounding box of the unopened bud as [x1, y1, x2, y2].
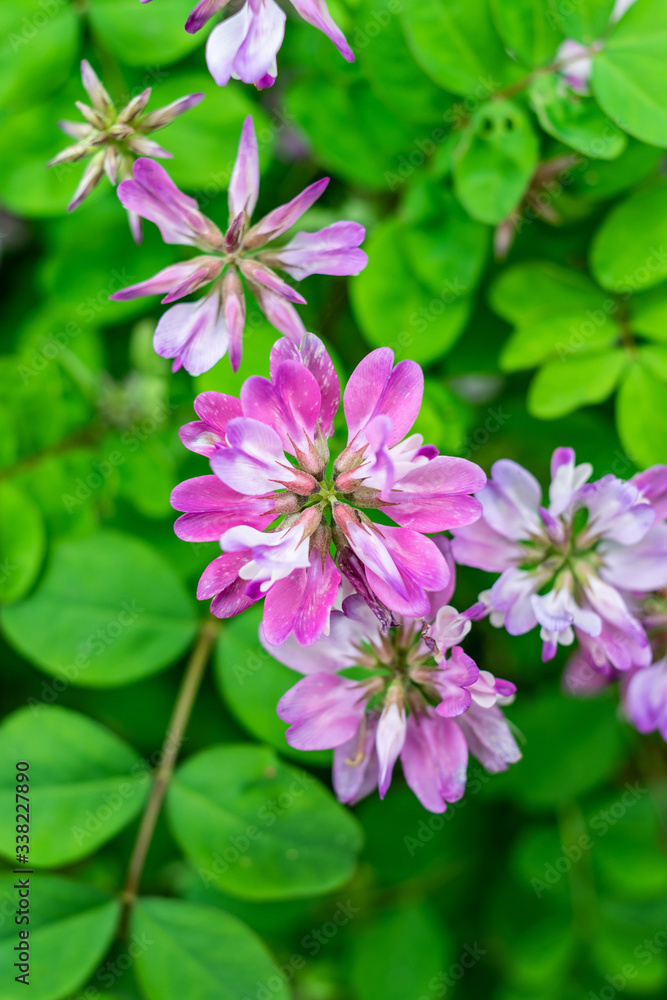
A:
[139, 92, 205, 131]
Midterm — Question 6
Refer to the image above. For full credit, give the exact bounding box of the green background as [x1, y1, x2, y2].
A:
[2, 0, 667, 997]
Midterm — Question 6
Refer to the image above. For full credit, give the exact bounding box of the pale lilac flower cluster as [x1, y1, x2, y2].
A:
[264, 560, 520, 812]
[453, 449, 667, 744]
[140, 0, 353, 89]
[111, 117, 366, 373]
[49, 60, 203, 240]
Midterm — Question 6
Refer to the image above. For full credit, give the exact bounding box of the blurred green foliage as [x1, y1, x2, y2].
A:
[2, 0, 667, 998]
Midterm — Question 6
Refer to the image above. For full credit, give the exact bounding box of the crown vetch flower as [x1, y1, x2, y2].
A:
[110, 117, 366, 374]
[263, 564, 519, 813]
[171, 333, 486, 646]
[48, 60, 203, 241]
[452, 449, 667, 672]
[140, 0, 353, 89]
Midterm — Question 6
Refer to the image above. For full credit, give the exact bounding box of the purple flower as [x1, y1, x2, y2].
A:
[141, 0, 353, 89]
[48, 59, 203, 241]
[110, 117, 366, 374]
[265, 572, 520, 813]
[623, 658, 667, 740]
[172, 333, 486, 646]
[452, 448, 667, 672]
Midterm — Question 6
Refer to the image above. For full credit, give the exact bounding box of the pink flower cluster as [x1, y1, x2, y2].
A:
[171, 332, 525, 810]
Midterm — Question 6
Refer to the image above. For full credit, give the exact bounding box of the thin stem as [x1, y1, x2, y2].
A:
[492, 46, 602, 103]
[0, 423, 103, 482]
[120, 617, 220, 916]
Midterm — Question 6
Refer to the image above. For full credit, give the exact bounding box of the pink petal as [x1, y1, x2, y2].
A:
[245, 178, 329, 248]
[110, 260, 215, 302]
[117, 159, 222, 247]
[277, 672, 367, 750]
[270, 332, 340, 436]
[275, 222, 367, 280]
[205, 6, 252, 86]
[376, 700, 406, 798]
[333, 716, 379, 805]
[401, 712, 468, 812]
[344, 349, 424, 448]
[241, 359, 321, 454]
[153, 294, 229, 376]
[210, 416, 286, 495]
[186, 0, 231, 33]
[253, 284, 306, 343]
[233, 0, 286, 85]
[289, 0, 354, 60]
[229, 115, 259, 219]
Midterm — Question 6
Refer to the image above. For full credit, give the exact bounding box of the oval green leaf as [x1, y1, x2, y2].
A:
[453, 100, 539, 224]
[590, 186, 667, 293]
[131, 898, 290, 1000]
[167, 744, 362, 900]
[0, 874, 119, 1000]
[0, 705, 148, 867]
[0, 530, 197, 686]
[0, 481, 45, 603]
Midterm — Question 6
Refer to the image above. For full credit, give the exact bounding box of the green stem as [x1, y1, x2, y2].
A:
[120, 618, 220, 919]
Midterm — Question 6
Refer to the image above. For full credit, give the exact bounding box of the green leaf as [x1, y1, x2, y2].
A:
[350, 903, 449, 1000]
[490, 0, 563, 67]
[132, 898, 290, 1000]
[402, 185, 490, 296]
[528, 348, 626, 417]
[351, 218, 473, 365]
[286, 75, 416, 190]
[0, 874, 119, 1000]
[167, 744, 362, 900]
[632, 285, 667, 342]
[590, 186, 667, 292]
[147, 75, 271, 190]
[529, 74, 627, 159]
[214, 605, 331, 766]
[356, 0, 449, 124]
[0, 706, 148, 866]
[559, 0, 614, 42]
[0, 481, 45, 603]
[490, 260, 608, 325]
[491, 689, 625, 809]
[0, 94, 81, 217]
[617, 359, 667, 467]
[593, 0, 667, 146]
[453, 100, 539, 224]
[87, 0, 204, 66]
[0, 1, 79, 113]
[571, 137, 663, 201]
[401, 0, 515, 95]
[0, 530, 197, 687]
[500, 310, 618, 372]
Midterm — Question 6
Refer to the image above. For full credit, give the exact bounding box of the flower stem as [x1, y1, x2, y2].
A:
[120, 616, 220, 919]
